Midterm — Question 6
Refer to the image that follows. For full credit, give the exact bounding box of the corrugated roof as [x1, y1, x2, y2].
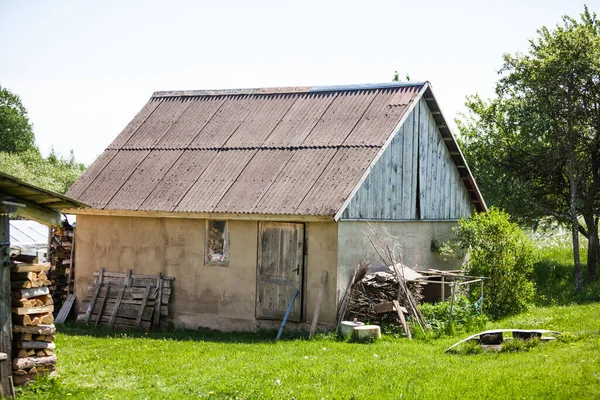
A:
[68, 82, 486, 216]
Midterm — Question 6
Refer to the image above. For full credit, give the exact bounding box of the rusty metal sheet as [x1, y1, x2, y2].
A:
[213, 150, 295, 213]
[254, 148, 338, 214]
[223, 94, 297, 148]
[66, 149, 118, 200]
[186, 95, 255, 149]
[123, 98, 191, 148]
[77, 150, 150, 209]
[104, 150, 183, 210]
[343, 87, 419, 146]
[138, 150, 219, 212]
[109, 99, 162, 149]
[301, 89, 379, 147]
[262, 92, 337, 147]
[154, 96, 227, 149]
[296, 147, 379, 215]
[174, 149, 256, 212]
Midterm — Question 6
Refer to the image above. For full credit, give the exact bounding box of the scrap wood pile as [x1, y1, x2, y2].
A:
[10, 260, 57, 386]
[76, 269, 174, 330]
[48, 222, 75, 315]
[345, 262, 424, 324]
[337, 225, 429, 336]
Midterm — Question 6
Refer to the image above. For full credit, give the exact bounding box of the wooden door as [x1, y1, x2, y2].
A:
[256, 222, 304, 321]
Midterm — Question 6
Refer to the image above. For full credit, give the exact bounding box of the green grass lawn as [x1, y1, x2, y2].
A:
[15, 241, 600, 399]
[15, 302, 600, 400]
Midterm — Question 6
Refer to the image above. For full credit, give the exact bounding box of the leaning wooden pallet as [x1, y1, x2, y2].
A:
[76, 269, 174, 330]
[10, 261, 57, 386]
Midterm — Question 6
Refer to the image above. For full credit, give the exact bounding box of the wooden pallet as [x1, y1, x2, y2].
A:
[76, 269, 174, 330]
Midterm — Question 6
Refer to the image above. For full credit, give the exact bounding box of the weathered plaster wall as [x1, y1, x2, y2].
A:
[75, 215, 339, 330]
[336, 221, 463, 299]
[305, 222, 338, 326]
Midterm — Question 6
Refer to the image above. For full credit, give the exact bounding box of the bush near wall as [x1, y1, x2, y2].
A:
[454, 207, 537, 319]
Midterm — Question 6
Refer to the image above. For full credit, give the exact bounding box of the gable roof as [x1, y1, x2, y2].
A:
[67, 82, 485, 218]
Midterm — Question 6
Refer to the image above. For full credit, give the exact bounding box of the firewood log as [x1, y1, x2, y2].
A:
[12, 324, 56, 335]
[12, 355, 57, 370]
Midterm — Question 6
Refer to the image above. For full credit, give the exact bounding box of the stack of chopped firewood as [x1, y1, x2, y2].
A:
[76, 269, 174, 330]
[10, 261, 57, 386]
[49, 222, 75, 314]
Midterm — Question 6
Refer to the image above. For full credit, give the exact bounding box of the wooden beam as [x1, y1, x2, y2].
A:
[12, 199, 60, 227]
[62, 208, 334, 222]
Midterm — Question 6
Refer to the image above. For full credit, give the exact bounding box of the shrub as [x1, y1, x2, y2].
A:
[419, 296, 487, 337]
[454, 207, 537, 319]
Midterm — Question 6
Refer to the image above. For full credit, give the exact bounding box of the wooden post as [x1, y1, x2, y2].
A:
[309, 271, 328, 339]
[448, 283, 456, 320]
[0, 214, 13, 396]
[440, 275, 445, 301]
[153, 273, 163, 328]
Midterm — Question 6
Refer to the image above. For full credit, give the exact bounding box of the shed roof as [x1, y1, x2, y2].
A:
[67, 82, 485, 217]
[0, 171, 88, 225]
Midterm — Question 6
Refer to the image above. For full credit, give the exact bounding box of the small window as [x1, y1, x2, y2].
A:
[206, 220, 228, 265]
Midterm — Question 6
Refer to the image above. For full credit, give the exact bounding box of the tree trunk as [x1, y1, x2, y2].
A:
[586, 217, 598, 281]
[567, 154, 584, 294]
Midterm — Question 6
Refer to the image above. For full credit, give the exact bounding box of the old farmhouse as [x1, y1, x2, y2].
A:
[66, 82, 486, 331]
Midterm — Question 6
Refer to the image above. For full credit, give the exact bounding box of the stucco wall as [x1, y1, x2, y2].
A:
[336, 221, 463, 299]
[305, 222, 338, 327]
[75, 215, 338, 331]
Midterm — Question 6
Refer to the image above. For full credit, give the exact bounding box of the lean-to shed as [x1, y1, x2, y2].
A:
[66, 82, 486, 331]
[0, 172, 86, 395]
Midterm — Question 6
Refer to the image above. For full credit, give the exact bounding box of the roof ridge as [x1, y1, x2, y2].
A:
[151, 82, 427, 98]
[106, 144, 382, 151]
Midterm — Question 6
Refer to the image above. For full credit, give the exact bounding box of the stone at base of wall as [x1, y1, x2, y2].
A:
[172, 312, 333, 333]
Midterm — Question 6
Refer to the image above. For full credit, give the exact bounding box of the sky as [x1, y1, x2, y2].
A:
[0, 0, 596, 165]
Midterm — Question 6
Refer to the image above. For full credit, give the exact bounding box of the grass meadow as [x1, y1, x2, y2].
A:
[15, 244, 600, 399]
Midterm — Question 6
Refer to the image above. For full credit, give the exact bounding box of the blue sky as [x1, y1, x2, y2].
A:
[0, 0, 596, 164]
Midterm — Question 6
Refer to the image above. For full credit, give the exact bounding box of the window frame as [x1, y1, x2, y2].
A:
[204, 220, 229, 266]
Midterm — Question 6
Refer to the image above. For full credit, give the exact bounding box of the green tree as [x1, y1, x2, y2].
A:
[458, 7, 600, 292]
[0, 149, 86, 195]
[454, 208, 537, 319]
[0, 86, 36, 153]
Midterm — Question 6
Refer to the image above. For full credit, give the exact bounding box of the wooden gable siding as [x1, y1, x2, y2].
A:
[340, 97, 473, 220]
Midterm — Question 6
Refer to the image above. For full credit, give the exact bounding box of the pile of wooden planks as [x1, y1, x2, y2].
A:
[76, 269, 174, 330]
[10, 261, 57, 386]
[49, 222, 75, 315]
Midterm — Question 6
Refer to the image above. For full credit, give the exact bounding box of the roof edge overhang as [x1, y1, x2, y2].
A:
[333, 83, 487, 221]
[62, 208, 335, 222]
[0, 171, 89, 226]
[422, 85, 487, 213]
[152, 81, 427, 99]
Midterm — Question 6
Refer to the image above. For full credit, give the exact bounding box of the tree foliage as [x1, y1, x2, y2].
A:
[454, 208, 537, 319]
[0, 85, 36, 153]
[0, 149, 86, 195]
[0, 86, 85, 194]
[458, 6, 600, 289]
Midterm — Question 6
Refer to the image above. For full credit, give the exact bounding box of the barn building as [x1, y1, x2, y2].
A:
[66, 82, 486, 331]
